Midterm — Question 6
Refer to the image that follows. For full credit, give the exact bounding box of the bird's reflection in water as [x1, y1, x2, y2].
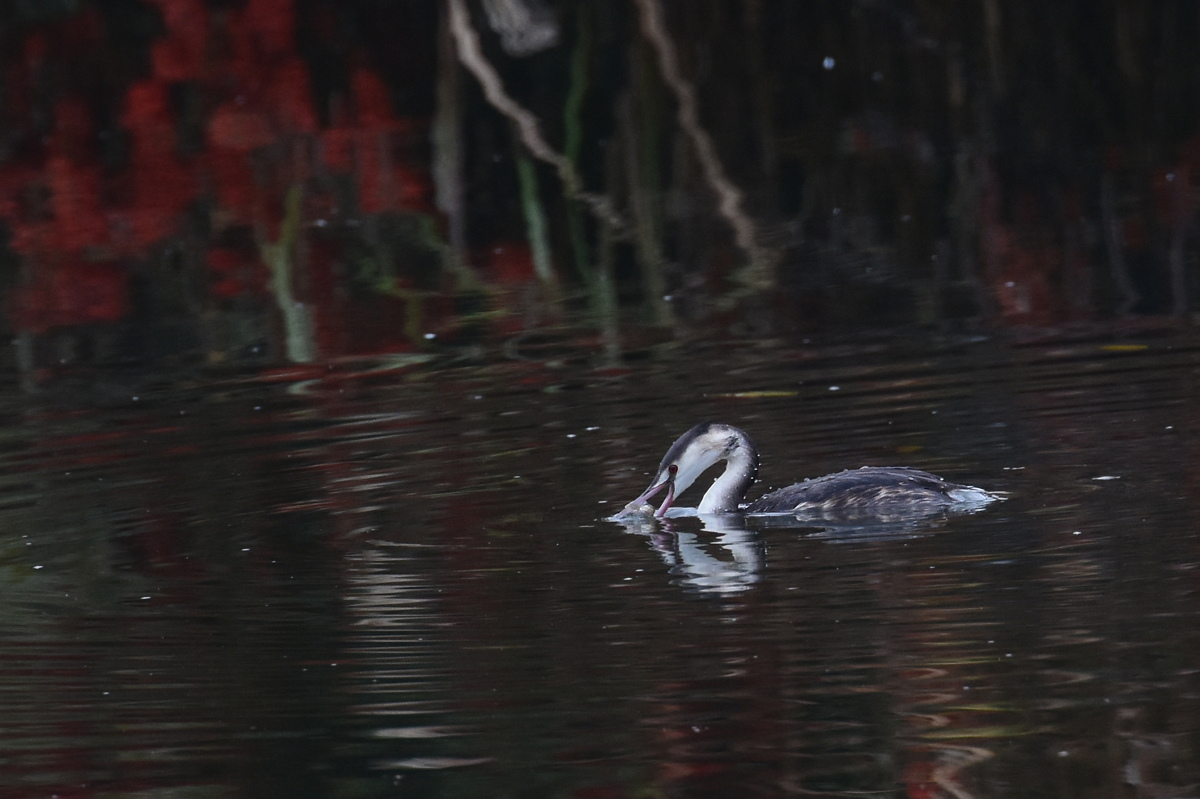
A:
[614, 508, 957, 594]
[747, 510, 952, 541]
[614, 513, 766, 595]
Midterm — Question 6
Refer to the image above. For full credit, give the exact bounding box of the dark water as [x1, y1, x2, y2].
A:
[2, 333, 1199, 799]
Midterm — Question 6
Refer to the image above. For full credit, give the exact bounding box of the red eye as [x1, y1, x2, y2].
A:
[668, 464, 678, 475]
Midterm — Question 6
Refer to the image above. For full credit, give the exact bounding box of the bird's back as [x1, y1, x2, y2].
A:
[745, 466, 994, 518]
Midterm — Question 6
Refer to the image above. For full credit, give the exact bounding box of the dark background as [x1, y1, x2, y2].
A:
[1, 0, 1197, 373]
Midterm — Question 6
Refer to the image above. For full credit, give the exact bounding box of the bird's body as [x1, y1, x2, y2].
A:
[747, 465, 990, 516]
[621, 422, 997, 519]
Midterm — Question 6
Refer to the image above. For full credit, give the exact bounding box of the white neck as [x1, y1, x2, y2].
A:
[696, 445, 756, 513]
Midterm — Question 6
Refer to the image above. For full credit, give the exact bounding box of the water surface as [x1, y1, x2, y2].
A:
[1, 333, 1199, 798]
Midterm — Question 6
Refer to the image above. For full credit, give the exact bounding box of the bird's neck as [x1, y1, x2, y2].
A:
[697, 445, 758, 513]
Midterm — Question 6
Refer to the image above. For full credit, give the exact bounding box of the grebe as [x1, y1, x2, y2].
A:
[621, 422, 998, 518]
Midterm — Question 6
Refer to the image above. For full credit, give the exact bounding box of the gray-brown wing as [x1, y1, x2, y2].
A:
[745, 466, 980, 517]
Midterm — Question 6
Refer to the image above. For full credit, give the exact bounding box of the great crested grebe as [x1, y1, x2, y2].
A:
[620, 422, 998, 518]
